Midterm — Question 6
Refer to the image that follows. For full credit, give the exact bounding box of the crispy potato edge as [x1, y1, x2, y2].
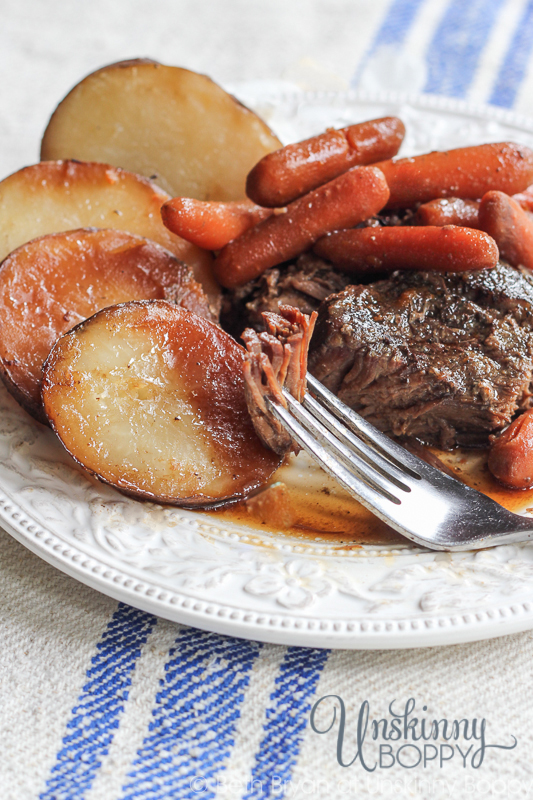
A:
[41, 300, 282, 508]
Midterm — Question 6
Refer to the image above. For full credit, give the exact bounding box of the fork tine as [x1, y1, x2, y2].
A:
[268, 382, 533, 551]
[265, 396, 401, 505]
[299, 390, 415, 490]
[306, 373, 424, 479]
[283, 391, 409, 496]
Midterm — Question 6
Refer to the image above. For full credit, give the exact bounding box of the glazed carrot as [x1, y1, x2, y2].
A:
[488, 409, 533, 489]
[313, 226, 499, 275]
[478, 190, 533, 270]
[213, 166, 390, 289]
[374, 142, 533, 209]
[415, 197, 481, 228]
[246, 117, 405, 207]
[513, 184, 533, 212]
[160, 198, 272, 250]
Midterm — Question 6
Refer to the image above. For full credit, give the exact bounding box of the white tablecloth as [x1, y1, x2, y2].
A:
[2, 1, 533, 798]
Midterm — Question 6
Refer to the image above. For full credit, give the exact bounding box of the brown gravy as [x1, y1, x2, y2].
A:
[206, 447, 533, 547]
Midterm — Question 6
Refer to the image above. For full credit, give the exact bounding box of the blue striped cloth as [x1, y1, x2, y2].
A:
[37, 610, 330, 800]
[355, 0, 533, 110]
[3, 2, 533, 799]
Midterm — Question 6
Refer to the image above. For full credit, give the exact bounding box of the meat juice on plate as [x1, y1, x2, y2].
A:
[211, 449, 404, 547]
[210, 446, 533, 548]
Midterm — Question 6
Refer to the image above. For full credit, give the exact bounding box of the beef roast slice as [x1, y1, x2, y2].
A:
[221, 253, 352, 336]
[309, 264, 533, 449]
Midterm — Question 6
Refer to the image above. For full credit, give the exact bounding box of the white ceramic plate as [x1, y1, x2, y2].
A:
[4, 89, 533, 650]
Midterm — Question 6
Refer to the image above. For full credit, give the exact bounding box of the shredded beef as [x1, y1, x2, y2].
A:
[222, 253, 352, 336]
[242, 305, 317, 455]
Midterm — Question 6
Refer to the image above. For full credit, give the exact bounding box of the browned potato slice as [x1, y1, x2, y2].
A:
[41, 60, 282, 202]
[0, 228, 213, 422]
[0, 159, 220, 309]
[42, 301, 281, 507]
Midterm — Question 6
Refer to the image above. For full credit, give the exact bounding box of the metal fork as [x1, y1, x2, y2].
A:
[264, 373, 533, 551]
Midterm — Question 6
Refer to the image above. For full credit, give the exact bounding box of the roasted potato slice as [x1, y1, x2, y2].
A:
[42, 301, 281, 506]
[0, 159, 219, 309]
[0, 228, 213, 422]
[41, 60, 282, 202]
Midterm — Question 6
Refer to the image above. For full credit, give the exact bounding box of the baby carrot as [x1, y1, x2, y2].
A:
[478, 190, 533, 270]
[488, 409, 533, 489]
[415, 197, 481, 228]
[246, 117, 405, 207]
[374, 142, 533, 209]
[213, 165, 390, 289]
[161, 198, 272, 250]
[314, 225, 499, 274]
[513, 184, 533, 211]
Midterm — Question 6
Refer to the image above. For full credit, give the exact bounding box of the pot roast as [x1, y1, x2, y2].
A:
[308, 263, 533, 449]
